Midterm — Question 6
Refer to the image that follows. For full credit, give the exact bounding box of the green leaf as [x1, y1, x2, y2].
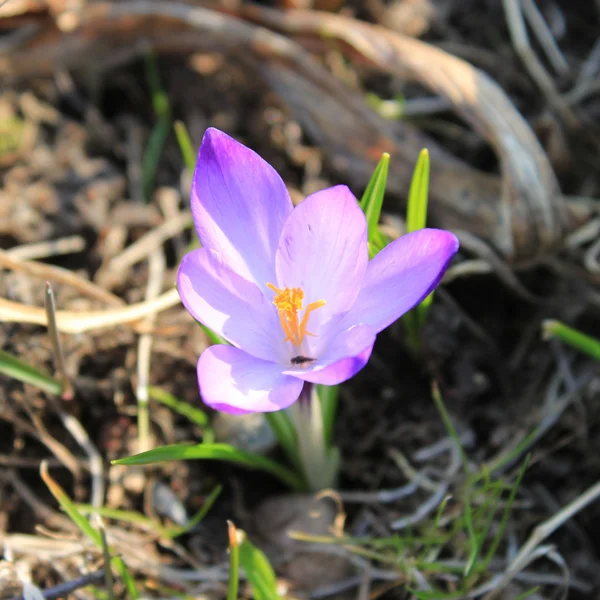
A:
[142, 52, 171, 202]
[264, 411, 301, 474]
[41, 462, 102, 546]
[0, 349, 61, 395]
[147, 385, 209, 428]
[112, 443, 304, 491]
[402, 148, 433, 351]
[174, 121, 197, 173]
[227, 522, 240, 600]
[359, 153, 390, 255]
[406, 149, 430, 234]
[41, 463, 139, 598]
[316, 384, 339, 449]
[542, 320, 600, 360]
[167, 484, 222, 538]
[238, 532, 281, 600]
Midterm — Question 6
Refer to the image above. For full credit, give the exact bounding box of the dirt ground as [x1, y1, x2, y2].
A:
[1, 0, 600, 598]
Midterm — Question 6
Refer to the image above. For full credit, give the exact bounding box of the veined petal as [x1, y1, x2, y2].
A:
[177, 248, 282, 362]
[275, 185, 368, 326]
[191, 128, 293, 286]
[198, 345, 304, 414]
[283, 324, 375, 385]
[346, 229, 459, 333]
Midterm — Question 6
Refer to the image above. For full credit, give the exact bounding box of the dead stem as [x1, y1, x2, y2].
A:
[136, 249, 165, 452]
[44, 282, 74, 400]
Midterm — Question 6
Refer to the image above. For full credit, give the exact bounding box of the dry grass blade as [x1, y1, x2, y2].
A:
[0, 288, 180, 334]
[0, 248, 124, 306]
[502, 0, 576, 126]
[483, 479, 600, 599]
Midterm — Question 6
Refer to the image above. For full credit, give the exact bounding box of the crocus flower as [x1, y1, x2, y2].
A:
[177, 128, 459, 415]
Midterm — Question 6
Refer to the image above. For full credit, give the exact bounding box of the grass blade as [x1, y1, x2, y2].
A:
[542, 319, 600, 360]
[238, 531, 281, 600]
[167, 484, 222, 538]
[0, 349, 61, 395]
[406, 149, 430, 234]
[147, 385, 209, 428]
[359, 152, 390, 256]
[142, 52, 171, 201]
[174, 121, 197, 172]
[41, 461, 102, 545]
[227, 521, 240, 600]
[41, 463, 140, 598]
[112, 443, 304, 491]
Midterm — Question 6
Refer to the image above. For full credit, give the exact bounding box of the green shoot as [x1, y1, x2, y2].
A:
[112, 442, 304, 491]
[227, 521, 240, 600]
[147, 385, 214, 442]
[403, 149, 432, 352]
[142, 52, 172, 202]
[238, 530, 281, 600]
[359, 152, 390, 257]
[174, 121, 197, 173]
[542, 319, 600, 360]
[0, 348, 61, 395]
[41, 462, 138, 598]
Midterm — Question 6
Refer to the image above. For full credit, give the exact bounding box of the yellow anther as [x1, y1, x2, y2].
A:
[267, 283, 326, 347]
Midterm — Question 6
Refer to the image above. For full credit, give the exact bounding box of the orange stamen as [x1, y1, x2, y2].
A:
[267, 283, 326, 347]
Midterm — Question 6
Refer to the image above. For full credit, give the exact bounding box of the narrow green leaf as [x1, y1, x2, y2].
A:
[403, 149, 433, 346]
[174, 121, 197, 172]
[147, 386, 209, 428]
[238, 532, 281, 600]
[359, 153, 390, 253]
[264, 411, 301, 474]
[483, 455, 529, 569]
[406, 149, 430, 234]
[75, 504, 172, 538]
[167, 484, 222, 538]
[41, 462, 102, 546]
[112, 443, 304, 491]
[113, 557, 139, 599]
[0, 349, 61, 395]
[542, 320, 600, 360]
[227, 522, 240, 600]
[42, 464, 139, 597]
[142, 52, 171, 201]
[316, 384, 339, 449]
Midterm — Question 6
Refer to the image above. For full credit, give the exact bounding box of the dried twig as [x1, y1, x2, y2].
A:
[136, 249, 165, 451]
[502, 0, 576, 126]
[0, 248, 124, 306]
[0, 287, 180, 333]
[6, 236, 86, 261]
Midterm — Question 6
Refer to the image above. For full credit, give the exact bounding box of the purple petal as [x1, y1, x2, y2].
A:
[295, 345, 374, 385]
[177, 248, 283, 361]
[283, 324, 375, 385]
[346, 229, 459, 333]
[191, 128, 293, 286]
[274, 185, 368, 328]
[197, 345, 304, 414]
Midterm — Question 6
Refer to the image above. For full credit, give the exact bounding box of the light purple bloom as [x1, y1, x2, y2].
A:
[177, 128, 459, 415]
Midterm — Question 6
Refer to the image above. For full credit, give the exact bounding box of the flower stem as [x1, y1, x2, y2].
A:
[287, 383, 339, 491]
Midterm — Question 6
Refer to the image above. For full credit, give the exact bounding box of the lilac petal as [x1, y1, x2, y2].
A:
[295, 345, 374, 385]
[197, 345, 304, 414]
[283, 324, 375, 385]
[275, 185, 368, 325]
[177, 248, 282, 362]
[346, 229, 459, 333]
[191, 128, 293, 286]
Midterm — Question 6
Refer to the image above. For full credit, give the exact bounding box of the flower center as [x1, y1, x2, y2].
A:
[267, 283, 326, 348]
